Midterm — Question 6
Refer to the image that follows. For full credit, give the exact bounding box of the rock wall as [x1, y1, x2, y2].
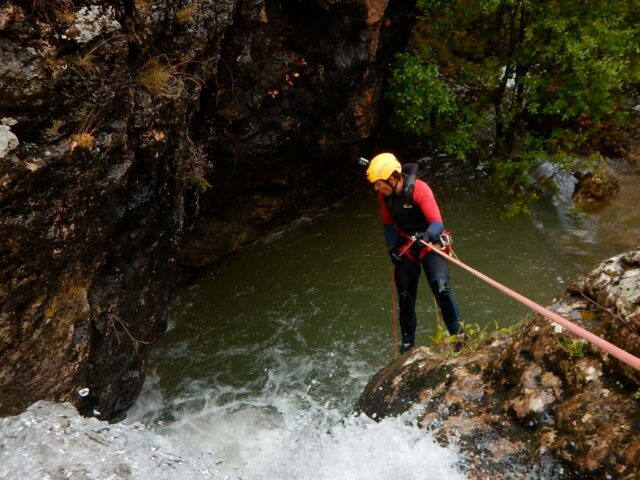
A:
[0, 0, 410, 421]
[358, 250, 640, 480]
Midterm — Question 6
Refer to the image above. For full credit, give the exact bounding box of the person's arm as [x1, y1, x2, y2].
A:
[377, 193, 398, 247]
[383, 224, 398, 248]
[412, 180, 444, 241]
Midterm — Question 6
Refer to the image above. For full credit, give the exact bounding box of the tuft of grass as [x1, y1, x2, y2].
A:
[74, 35, 123, 75]
[175, 5, 196, 25]
[69, 132, 94, 150]
[74, 36, 115, 74]
[74, 51, 98, 74]
[139, 57, 176, 96]
[30, 0, 74, 24]
[138, 55, 204, 97]
[69, 108, 101, 151]
[54, 7, 75, 24]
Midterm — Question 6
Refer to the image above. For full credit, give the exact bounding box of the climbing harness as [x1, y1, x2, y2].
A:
[419, 239, 640, 372]
[394, 231, 453, 263]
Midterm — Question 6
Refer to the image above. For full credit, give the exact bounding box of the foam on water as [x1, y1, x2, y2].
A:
[128, 362, 469, 480]
[0, 391, 467, 480]
[0, 401, 214, 480]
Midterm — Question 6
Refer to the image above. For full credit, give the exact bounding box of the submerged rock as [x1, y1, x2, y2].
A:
[358, 250, 640, 480]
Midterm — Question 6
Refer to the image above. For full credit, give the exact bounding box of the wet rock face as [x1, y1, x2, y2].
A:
[572, 169, 620, 210]
[531, 159, 621, 212]
[1, 1, 409, 420]
[358, 250, 640, 480]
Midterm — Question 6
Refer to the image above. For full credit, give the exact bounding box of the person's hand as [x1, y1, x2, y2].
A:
[417, 229, 433, 245]
[388, 245, 403, 265]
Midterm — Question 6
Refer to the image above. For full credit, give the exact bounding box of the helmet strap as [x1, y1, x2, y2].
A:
[386, 173, 402, 194]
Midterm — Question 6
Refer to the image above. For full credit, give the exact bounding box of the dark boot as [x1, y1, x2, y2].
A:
[453, 329, 468, 353]
[400, 342, 415, 355]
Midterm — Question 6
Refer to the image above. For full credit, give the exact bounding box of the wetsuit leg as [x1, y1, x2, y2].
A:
[393, 257, 421, 347]
[422, 251, 462, 335]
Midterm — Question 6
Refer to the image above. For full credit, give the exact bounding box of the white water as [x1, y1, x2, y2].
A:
[0, 401, 213, 479]
[121, 346, 470, 480]
[0, 383, 467, 480]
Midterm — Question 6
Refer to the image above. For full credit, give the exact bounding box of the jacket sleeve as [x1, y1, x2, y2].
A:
[377, 192, 395, 225]
[377, 193, 398, 247]
[412, 180, 444, 240]
[412, 180, 443, 223]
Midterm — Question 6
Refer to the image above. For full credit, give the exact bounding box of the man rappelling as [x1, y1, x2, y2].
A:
[365, 152, 466, 354]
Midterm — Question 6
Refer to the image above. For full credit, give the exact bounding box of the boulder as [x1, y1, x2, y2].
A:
[358, 250, 640, 480]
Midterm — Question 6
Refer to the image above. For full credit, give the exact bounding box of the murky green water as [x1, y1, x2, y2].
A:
[125, 161, 638, 478]
[149, 162, 639, 399]
[154, 162, 638, 384]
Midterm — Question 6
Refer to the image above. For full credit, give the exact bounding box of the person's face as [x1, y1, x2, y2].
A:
[373, 176, 399, 196]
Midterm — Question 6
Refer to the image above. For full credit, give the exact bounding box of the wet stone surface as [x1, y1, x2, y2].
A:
[358, 250, 640, 480]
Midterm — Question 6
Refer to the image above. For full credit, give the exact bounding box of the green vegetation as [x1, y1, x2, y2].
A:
[388, 0, 640, 213]
[184, 175, 212, 193]
[558, 337, 586, 358]
[428, 320, 494, 357]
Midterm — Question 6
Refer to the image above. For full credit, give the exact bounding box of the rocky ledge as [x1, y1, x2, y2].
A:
[358, 250, 640, 480]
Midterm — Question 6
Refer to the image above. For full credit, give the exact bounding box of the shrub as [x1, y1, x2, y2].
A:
[388, 0, 640, 211]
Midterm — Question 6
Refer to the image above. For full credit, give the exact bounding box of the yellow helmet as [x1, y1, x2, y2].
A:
[366, 153, 401, 183]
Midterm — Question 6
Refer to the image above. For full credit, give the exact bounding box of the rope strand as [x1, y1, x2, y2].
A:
[423, 241, 640, 372]
[391, 265, 399, 358]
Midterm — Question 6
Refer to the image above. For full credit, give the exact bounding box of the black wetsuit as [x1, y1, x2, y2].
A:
[377, 164, 462, 349]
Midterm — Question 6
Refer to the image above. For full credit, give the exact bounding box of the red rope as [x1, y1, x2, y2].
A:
[423, 241, 640, 371]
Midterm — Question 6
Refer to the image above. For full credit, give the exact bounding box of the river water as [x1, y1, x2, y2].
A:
[1, 161, 638, 479]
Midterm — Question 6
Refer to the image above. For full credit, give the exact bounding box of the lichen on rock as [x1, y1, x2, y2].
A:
[63, 6, 121, 44]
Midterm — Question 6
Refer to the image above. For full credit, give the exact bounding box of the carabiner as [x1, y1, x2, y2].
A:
[439, 232, 452, 247]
